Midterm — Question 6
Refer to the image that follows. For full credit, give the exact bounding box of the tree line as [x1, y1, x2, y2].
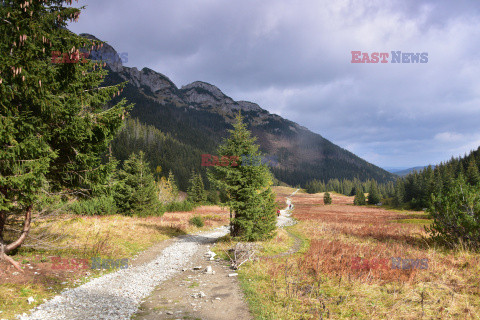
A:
[392, 148, 480, 249]
[305, 177, 394, 203]
[392, 147, 480, 209]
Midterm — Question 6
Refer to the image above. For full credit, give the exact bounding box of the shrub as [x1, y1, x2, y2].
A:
[133, 202, 165, 217]
[324, 192, 332, 205]
[189, 216, 204, 228]
[426, 177, 480, 249]
[164, 201, 195, 212]
[69, 195, 118, 216]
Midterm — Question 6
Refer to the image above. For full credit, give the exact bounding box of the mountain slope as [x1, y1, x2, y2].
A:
[83, 33, 395, 186]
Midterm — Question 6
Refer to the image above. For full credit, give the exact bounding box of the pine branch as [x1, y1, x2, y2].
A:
[83, 84, 119, 92]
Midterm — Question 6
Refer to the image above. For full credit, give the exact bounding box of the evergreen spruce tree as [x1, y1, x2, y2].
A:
[367, 180, 381, 205]
[442, 164, 456, 193]
[187, 170, 196, 201]
[206, 190, 220, 204]
[324, 192, 332, 205]
[354, 189, 366, 205]
[393, 178, 405, 206]
[208, 113, 276, 241]
[0, 1, 130, 269]
[114, 152, 161, 216]
[350, 186, 357, 197]
[187, 171, 206, 204]
[167, 170, 179, 199]
[195, 173, 206, 203]
[466, 158, 480, 186]
[432, 168, 443, 195]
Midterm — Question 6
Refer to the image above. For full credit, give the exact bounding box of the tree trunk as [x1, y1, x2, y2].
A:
[0, 210, 6, 241]
[0, 205, 32, 272]
[229, 207, 233, 233]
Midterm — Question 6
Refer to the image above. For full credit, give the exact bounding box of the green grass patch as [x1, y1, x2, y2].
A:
[189, 216, 204, 228]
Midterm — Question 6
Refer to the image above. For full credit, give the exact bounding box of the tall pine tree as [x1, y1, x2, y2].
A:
[367, 180, 381, 205]
[208, 113, 276, 241]
[187, 170, 206, 204]
[0, 0, 130, 269]
[167, 170, 179, 199]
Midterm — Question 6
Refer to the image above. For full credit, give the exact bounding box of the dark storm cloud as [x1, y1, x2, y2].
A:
[68, 0, 480, 168]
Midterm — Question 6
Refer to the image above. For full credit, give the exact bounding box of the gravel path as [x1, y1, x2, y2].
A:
[276, 188, 299, 228]
[270, 189, 303, 258]
[134, 237, 252, 320]
[17, 189, 299, 320]
[18, 226, 229, 320]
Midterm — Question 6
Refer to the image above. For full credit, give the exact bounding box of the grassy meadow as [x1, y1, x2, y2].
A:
[2, 186, 480, 319]
[237, 186, 480, 319]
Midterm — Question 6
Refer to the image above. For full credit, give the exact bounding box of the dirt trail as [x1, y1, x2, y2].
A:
[270, 189, 303, 258]
[133, 189, 301, 320]
[133, 238, 252, 320]
[13, 189, 302, 319]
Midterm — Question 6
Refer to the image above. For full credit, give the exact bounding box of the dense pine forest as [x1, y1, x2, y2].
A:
[393, 146, 480, 209]
[110, 118, 208, 191]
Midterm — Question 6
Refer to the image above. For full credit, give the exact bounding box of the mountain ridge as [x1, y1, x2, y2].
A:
[393, 166, 432, 176]
[81, 33, 395, 185]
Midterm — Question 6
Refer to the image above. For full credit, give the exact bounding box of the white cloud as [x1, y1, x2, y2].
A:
[434, 132, 464, 143]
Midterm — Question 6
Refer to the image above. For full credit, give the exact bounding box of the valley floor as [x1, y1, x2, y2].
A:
[238, 187, 480, 319]
[3, 187, 479, 319]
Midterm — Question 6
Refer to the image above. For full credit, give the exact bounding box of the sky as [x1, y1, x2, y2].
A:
[68, 0, 480, 169]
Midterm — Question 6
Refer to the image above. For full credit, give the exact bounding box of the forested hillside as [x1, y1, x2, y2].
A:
[394, 146, 480, 209]
[84, 33, 395, 187]
[111, 118, 207, 190]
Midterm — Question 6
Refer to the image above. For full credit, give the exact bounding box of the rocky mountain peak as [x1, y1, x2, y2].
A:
[179, 81, 236, 106]
[79, 34, 177, 94]
[180, 81, 228, 100]
[122, 66, 178, 93]
[237, 101, 263, 112]
[79, 33, 123, 72]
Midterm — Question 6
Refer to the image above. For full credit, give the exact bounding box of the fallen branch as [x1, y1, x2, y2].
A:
[224, 242, 258, 270]
[0, 244, 23, 273]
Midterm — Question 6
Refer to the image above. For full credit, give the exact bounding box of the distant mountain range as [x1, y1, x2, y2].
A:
[391, 166, 432, 176]
[82, 33, 396, 187]
[383, 167, 408, 173]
